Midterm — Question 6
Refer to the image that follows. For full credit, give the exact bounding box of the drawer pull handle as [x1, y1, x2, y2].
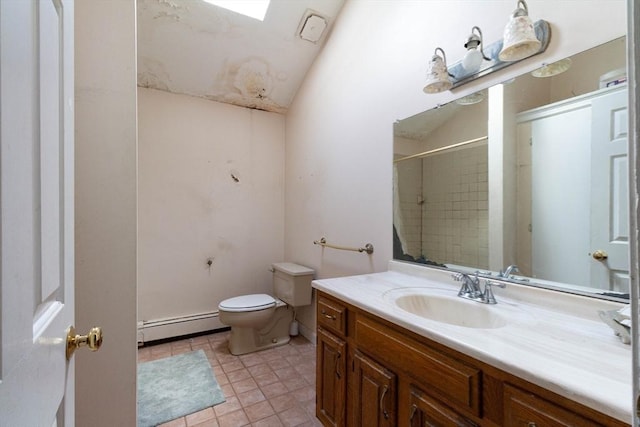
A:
[527, 423, 537, 427]
[321, 309, 337, 320]
[335, 352, 342, 379]
[380, 385, 389, 419]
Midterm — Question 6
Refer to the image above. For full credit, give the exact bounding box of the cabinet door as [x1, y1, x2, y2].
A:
[351, 350, 397, 427]
[504, 384, 601, 427]
[409, 386, 477, 427]
[317, 327, 347, 427]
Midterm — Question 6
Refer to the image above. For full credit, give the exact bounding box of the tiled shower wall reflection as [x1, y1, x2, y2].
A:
[395, 144, 488, 269]
[423, 145, 488, 268]
[396, 157, 423, 257]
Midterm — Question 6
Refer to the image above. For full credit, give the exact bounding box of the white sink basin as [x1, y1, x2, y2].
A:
[390, 292, 508, 329]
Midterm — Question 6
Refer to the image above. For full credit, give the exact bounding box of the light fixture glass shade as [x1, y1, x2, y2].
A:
[423, 47, 452, 94]
[531, 58, 572, 77]
[499, 0, 541, 62]
[455, 90, 485, 105]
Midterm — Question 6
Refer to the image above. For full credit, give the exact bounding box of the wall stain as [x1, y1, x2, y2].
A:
[208, 57, 286, 113]
[138, 58, 172, 91]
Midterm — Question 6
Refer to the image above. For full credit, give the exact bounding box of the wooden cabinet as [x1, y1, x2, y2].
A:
[315, 291, 628, 427]
[350, 350, 397, 427]
[317, 327, 347, 427]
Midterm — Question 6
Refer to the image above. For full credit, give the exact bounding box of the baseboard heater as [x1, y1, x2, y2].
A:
[138, 310, 226, 344]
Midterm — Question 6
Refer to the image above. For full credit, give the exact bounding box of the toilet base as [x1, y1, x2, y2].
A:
[227, 306, 293, 355]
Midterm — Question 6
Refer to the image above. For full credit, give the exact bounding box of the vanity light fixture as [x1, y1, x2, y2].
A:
[423, 47, 453, 94]
[531, 58, 572, 78]
[499, 0, 541, 62]
[462, 27, 490, 74]
[423, 1, 550, 94]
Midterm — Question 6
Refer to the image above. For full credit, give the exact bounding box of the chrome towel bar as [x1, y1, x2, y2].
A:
[313, 237, 374, 255]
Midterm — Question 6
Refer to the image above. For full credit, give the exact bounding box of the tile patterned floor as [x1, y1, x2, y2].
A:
[137, 331, 322, 427]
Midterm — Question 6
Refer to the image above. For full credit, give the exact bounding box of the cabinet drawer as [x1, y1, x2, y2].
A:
[318, 296, 347, 336]
[410, 385, 477, 427]
[504, 384, 601, 427]
[355, 314, 481, 417]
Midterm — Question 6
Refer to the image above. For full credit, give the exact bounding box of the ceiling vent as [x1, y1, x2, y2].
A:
[297, 10, 327, 43]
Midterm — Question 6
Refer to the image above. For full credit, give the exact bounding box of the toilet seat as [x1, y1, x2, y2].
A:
[219, 294, 276, 313]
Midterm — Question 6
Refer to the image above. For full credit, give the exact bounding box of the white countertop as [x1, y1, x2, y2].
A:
[311, 260, 632, 424]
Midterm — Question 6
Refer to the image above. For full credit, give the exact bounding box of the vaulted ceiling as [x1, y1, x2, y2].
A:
[137, 0, 345, 113]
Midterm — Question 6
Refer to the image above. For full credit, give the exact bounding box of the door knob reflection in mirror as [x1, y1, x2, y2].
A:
[592, 250, 608, 261]
[66, 326, 103, 360]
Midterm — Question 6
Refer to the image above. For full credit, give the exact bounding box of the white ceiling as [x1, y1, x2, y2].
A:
[137, 0, 345, 113]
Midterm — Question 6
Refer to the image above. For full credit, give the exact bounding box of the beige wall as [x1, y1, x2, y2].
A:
[420, 101, 489, 153]
[284, 0, 626, 324]
[75, 1, 137, 425]
[137, 88, 285, 336]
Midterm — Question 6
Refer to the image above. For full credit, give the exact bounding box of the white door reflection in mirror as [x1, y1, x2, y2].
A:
[526, 101, 592, 287]
[590, 88, 629, 292]
[517, 84, 628, 294]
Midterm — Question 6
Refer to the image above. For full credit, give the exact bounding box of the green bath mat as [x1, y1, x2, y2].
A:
[137, 349, 225, 427]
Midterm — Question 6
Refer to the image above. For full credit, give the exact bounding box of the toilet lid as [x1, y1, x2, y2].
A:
[218, 294, 276, 313]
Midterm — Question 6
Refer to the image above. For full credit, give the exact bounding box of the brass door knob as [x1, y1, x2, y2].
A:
[66, 326, 103, 360]
[592, 250, 608, 261]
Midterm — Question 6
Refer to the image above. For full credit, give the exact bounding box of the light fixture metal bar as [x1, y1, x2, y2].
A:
[393, 135, 487, 163]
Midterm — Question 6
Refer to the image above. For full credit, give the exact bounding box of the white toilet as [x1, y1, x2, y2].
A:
[218, 262, 314, 355]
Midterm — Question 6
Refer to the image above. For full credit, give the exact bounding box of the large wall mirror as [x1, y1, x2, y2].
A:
[393, 36, 628, 301]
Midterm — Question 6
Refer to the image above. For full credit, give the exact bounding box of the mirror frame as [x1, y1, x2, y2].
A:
[626, 1, 639, 421]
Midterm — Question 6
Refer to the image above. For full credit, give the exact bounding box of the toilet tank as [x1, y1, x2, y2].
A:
[272, 262, 314, 307]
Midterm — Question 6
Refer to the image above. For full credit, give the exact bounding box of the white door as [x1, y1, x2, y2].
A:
[0, 1, 80, 425]
[530, 104, 592, 286]
[590, 86, 629, 293]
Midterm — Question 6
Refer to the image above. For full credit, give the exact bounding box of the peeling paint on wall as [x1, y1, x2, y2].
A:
[137, 0, 345, 113]
[153, 10, 182, 22]
[137, 58, 172, 91]
[142, 0, 188, 22]
[143, 0, 233, 36]
[233, 58, 273, 99]
[138, 72, 170, 91]
[157, 0, 182, 8]
[215, 93, 286, 113]
[208, 56, 287, 113]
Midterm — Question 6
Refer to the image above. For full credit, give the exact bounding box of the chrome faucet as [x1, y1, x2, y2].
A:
[499, 264, 519, 278]
[453, 272, 506, 304]
[453, 272, 482, 299]
[483, 280, 506, 304]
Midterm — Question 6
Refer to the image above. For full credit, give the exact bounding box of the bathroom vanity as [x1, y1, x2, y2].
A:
[313, 261, 631, 427]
